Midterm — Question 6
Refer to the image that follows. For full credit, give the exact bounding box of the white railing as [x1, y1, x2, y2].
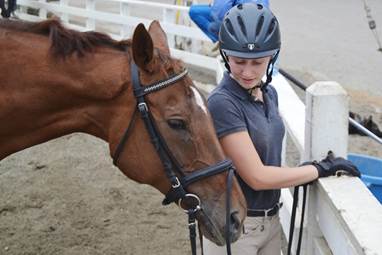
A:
[14, 1, 382, 254]
[15, 0, 217, 71]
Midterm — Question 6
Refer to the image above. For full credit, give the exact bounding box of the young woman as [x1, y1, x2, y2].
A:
[205, 3, 360, 255]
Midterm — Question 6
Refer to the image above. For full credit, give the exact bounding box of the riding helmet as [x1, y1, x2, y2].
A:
[219, 3, 281, 59]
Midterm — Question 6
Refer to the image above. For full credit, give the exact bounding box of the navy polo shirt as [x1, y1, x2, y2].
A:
[207, 72, 285, 210]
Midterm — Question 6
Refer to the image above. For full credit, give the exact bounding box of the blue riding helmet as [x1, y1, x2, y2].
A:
[219, 3, 280, 59]
[219, 3, 280, 84]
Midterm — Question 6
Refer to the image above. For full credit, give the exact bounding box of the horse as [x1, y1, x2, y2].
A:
[0, 18, 246, 250]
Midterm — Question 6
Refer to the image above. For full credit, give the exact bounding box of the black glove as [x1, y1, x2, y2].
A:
[306, 151, 361, 178]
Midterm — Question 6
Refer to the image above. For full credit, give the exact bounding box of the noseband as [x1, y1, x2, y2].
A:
[113, 62, 236, 255]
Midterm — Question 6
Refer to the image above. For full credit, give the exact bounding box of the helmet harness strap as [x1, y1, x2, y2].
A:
[219, 49, 231, 73]
[264, 50, 280, 89]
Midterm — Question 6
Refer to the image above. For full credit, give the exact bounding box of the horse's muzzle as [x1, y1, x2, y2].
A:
[229, 210, 243, 243]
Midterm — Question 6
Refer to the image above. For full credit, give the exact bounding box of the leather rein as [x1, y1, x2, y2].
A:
[112, 62, 236, 255]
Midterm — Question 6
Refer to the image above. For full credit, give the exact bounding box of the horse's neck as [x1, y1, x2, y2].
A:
[0, 33, 130, 159]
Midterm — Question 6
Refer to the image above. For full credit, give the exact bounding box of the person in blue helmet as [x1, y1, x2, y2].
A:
[189, 0, 281, 74]
[204, 3, 360, 255]
[189, 0, 269, 43]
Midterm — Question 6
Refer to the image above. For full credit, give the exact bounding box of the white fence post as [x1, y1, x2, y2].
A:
[38, 0, 47, 19]
[86, 0, 96, 30]
[304, 81, 349, 161]
[163, 8, 176, 49]
[60, 0, 69, 23]
[120, 2, 131, 38]
[304, 81, 349, 255]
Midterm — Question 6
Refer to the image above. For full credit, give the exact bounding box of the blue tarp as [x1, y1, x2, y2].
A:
[348, 153, 382, 203]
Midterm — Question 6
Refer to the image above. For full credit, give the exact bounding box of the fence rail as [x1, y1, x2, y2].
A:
[13, 1, 382, 254]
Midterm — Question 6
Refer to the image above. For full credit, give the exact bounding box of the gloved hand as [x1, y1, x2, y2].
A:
[306, 151, 361, 178]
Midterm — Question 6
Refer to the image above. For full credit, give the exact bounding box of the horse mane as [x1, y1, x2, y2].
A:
[0, 18, 131, 57]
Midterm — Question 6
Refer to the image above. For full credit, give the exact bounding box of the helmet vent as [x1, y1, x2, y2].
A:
[257, 4, 263, 10]
[237, 4, 243, 10]
[256, 15, 264, 37]
[237, 15, 247, 37]
[268, 19, 276, 36]
[225, 19, 235, 36]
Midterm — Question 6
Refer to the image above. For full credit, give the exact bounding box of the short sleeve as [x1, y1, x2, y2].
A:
[207, 93, 247, 138]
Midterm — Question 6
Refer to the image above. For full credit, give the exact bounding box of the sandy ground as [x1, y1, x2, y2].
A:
[1, 0, 382, 254]
[0, 135, 192, 255]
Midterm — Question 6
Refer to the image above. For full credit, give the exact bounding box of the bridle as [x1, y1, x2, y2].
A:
[112, 61, 237, 255]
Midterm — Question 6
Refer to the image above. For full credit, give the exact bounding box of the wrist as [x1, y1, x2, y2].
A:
[300, 161, 321, 180]
[312, 161, 324, 178]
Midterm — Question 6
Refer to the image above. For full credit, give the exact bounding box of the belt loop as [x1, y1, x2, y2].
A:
[264, 207, 272, 217]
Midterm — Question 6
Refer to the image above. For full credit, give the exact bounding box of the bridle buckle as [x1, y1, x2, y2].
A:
[172, 177, 181, 188]
[137, 102, 148, 112]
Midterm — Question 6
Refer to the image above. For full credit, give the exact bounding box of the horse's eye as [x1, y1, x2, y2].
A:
[167, 119, 187, 130]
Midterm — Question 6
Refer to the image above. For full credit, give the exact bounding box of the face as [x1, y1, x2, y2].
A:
[228, 55, 271, 90]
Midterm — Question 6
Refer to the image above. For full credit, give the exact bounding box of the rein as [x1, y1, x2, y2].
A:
[113, 61, 236, 255]
[287, 184, 308, 255]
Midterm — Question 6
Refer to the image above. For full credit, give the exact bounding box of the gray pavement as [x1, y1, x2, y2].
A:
[272, 0, 382, 97]
[77, 0, 382, 97]
[152, 0, 381, 95]
[151, 0, 382, 97]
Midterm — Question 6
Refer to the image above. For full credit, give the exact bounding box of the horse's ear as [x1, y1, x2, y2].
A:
[148, 20, 170, 55]
[132, 23, 154, 71]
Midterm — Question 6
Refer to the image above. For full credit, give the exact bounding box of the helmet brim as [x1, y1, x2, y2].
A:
[223, 49, 279, 59]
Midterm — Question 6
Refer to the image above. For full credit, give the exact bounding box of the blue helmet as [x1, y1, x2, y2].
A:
[219, 3, 280, 59]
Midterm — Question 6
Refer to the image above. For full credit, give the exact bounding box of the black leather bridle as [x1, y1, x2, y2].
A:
[112, 62, 236, 255]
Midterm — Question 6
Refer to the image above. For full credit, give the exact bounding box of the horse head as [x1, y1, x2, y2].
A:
[110, 21, 247, 245]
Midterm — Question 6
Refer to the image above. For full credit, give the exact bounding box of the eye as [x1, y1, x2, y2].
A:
[234, 60, 245, 65]
[167, 119, 187, 130]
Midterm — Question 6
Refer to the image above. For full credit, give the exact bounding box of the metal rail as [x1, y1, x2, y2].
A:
[279, 68, 382, 145]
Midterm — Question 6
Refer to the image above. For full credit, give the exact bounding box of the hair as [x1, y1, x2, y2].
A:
[0, 18, 131, 57]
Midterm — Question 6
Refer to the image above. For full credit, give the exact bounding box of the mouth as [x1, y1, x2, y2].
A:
[197, 208, 226, 246]
[197, 206, 243, 246]
[241, 78, 256, 85]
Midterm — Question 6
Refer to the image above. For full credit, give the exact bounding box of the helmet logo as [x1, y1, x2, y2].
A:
[247, 43, 255, 51]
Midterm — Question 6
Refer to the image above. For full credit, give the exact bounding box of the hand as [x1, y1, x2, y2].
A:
[307, 151, 361, 178]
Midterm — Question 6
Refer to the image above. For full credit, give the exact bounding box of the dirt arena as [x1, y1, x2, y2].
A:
[1, 70, 381, 255]
[1, 0, 382, 254]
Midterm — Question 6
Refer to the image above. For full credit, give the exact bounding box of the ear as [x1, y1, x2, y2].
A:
[132, 23, 154, 71]
[148, 20, 170, 55]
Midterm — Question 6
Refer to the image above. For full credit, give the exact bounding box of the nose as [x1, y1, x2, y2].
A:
[241, 64, 255, 78]
[228, 210, 243, 242]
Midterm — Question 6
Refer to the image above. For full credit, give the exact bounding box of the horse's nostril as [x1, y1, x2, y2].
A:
[230, 210, 241, 231]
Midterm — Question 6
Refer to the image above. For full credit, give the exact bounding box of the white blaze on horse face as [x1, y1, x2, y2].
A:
[191, 87, 207, 114]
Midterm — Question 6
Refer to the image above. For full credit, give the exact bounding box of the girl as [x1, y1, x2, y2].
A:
[206, 3, 360, 255]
